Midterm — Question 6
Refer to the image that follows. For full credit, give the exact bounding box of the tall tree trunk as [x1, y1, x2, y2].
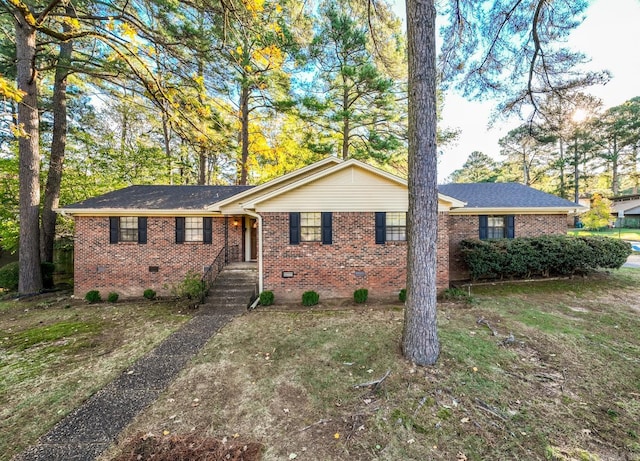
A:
[342, 86, 350, 160]
[611, 135, 619, 196]
[402, 0, 439, 366]
[239, 84, 250, 185]
[558, 138, 566, 198]
[16, 16, 43, 294]
[41, 30, 73, 264]
[198, 146, 206, 184]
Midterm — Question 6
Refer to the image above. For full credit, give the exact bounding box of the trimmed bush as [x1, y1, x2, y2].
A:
[399, 288, 406, 302]
[302, 290, 319, 306]
[107, 292, 119, 303]
[85, 290, 102, 303]
[354, 288, 368, 304]
[460, 235, 632, 281]
[170, 271, 205, 300]
[259, 290, 274, 306]
[143, 288, 157, 300]
[0, 261, 19, 291]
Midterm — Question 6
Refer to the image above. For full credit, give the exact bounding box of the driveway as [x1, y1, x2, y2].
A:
[624, 253, 640, 268]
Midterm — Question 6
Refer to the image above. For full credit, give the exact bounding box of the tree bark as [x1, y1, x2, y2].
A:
[16, 15, 43, 294]
[239, 84, 250, 185]
[402, 0, 439, 366]
[41, 27, 73, 264]
[342, 85, 350, 160]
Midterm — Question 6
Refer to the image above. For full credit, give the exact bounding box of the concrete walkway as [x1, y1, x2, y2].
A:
[624, 253, 640, 268]
[15, 265, 257, 461]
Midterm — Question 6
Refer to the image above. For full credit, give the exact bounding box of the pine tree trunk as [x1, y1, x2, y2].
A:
[41, 30, 73, 264]
[16, 17, 43, 294]
[402, 0, 439, 366]
[342, 86, 350, 160]
[239, 85, 250, 185]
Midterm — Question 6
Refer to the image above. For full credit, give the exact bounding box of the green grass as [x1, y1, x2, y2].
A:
[0, 293, 192, 461]
[568, 228, 640, 240]
[102, 269, 640, 461]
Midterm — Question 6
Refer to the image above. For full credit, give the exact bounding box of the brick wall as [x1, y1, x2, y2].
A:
[448, 213, 569, 281]
[260, 211, 450, 301]
[74, 216, 243, 298]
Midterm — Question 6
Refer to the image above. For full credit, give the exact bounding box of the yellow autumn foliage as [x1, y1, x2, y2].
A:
[0, 75, 25, 102]
[243, 0, 264, 14]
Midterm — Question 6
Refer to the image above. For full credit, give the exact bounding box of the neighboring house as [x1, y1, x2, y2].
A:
[57, 158, 581, 300]
[611, 194, 640, 228]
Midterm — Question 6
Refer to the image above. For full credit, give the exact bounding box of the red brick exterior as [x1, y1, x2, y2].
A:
[448, 213, 569, 281]
[73, 216, 243, 298]
[260, 211, 450, 301]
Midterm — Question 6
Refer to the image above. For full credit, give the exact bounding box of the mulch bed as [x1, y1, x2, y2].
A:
[112, 433, 262, 461]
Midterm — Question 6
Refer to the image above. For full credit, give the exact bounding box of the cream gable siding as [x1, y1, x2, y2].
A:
[250, 165, 451, 212]
[216, 158, 342, 215]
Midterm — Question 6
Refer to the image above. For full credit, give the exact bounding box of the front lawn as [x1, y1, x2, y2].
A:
[0, 293, 192, 461]
[568, 228, 640, 241]
[101, 270, 640, 461]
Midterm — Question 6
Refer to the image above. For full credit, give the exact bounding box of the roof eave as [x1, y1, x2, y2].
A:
[449, 206, 586, 215]
[55, 208, 224, 216]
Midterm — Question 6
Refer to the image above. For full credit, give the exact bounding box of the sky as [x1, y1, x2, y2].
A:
[390, 0, 640, 182]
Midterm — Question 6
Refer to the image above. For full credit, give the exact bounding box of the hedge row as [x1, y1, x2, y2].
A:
[460, 235, 632, 280]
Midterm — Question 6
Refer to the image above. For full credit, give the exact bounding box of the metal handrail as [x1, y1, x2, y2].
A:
[200, 244, 239, 302]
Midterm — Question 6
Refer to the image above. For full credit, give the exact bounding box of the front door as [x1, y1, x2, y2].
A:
[250, 219, 258, 260]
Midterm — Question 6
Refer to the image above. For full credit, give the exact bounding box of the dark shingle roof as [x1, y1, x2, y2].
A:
[438, 183, 578, 209]
[62, 185, 254, 210]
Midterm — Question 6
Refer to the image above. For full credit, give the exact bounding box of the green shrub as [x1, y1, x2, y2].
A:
[170, 271, 205, 300]
[258, 290, 274, 306]
[460, 235, 632, 280]
[85, 290, 102, 303]
[107, 292, 119, 303]
[143, 288, 157, 300]
[41, 261, 55, 289]
[302, 290, 319, 306]
[0, 261, 19, 291]
[442, 287, 474, 303]
[399, 288, 406, 302]
[354, 288, 368, 304]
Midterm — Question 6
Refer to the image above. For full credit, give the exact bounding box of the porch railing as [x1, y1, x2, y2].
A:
[200, 244, 239, 303]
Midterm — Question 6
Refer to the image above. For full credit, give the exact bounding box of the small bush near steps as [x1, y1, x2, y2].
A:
[354, 288, 368, 304]
[301, 290, 319, 306]
[85, 290, 102, 303]
[259, 290, 274, 306]
[143, 289, 157, 300]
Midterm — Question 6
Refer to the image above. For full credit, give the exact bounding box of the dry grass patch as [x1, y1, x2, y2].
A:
[104, 270, 640, 460]
[0, 292, 192, 461]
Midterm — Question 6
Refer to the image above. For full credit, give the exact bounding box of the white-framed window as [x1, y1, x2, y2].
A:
[487, 216, 506, 239]
[185, 217, 203, 242]
[119, 217, 138, 242]
[300, 212, 321, 242]
[386, 212, 406, 241]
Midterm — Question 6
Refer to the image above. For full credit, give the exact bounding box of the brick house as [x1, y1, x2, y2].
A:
[58, 158, 581, 300]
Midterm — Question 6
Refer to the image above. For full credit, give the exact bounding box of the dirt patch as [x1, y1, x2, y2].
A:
[112, 433, 262, 461]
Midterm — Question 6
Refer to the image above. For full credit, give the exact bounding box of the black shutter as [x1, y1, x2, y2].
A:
[375, 212, 386, 244]
[506, 215, 515, 239]
[203, 217, 213, 244]
[109, 217, 119, 244]
[138, 217, 147, 244]
[175, 217, 185, 244]
[289, 212, 300, 245]
[479, 215, 488, 240]
[321, 212, 332, 244]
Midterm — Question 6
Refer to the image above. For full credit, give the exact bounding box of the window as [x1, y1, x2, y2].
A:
[300, 212, 321, 242]
[289, 212, 332, 244]
[175, 217, 213, 244]
[479, 215, 515, 240]
[385, 212, 406, 241]
[375, 212, 406, 244]
[109, 217, 147, 244]
[185, 217, 203, 242]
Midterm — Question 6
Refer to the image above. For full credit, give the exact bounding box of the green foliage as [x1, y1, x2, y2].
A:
[353, 288, 368, 304]
[0, 261, 19, 291]
[302, 290, 319, 307]
[259, 290, 274, 306]
[107, 292, 119, 303]
[442, 287, 474, 304]
[581, 193, 612, 230]
[84, 290, 102, 303]
[449, 151, 499, 183]
[170, 271, 204, 300]
[399, 288, 406, 302]
[460, 235, 632, 280]
[143, 289, 157, 300]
